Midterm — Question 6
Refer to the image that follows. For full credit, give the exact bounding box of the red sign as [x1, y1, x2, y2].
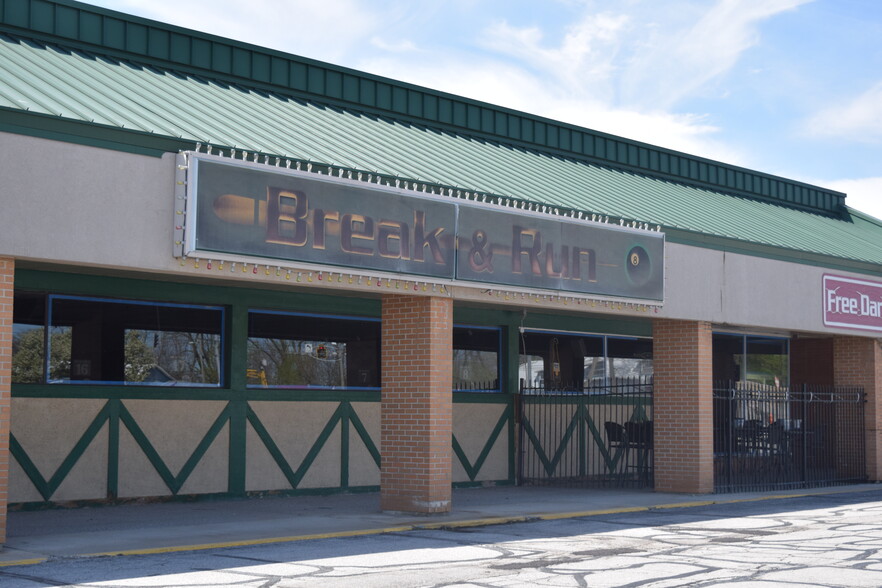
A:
[823, 274, 882, 333]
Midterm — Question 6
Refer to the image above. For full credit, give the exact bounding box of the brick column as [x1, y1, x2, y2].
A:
[833, 336, 882, 481]
[652, 318, 714, 493]
[380, 294, 452, 513]
[0, 258, 13, 545]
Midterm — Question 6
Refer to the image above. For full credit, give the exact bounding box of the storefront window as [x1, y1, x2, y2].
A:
[712, 333, 791, 454]
[453, 326, 500, 392]
[607, 337, 654, 383]
[746, 337, 789, 388]
[712, 333, 789, 387]
[518, 330, 651, 392]
[11, 291, 46, 384]
[37, 295, 224, 386]
[247, 311, 380, 389]
[520, 353, 545, 389]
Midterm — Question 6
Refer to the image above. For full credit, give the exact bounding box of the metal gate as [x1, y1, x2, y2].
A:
[713, 382, 866, 493]
[518, 378, 653, 488]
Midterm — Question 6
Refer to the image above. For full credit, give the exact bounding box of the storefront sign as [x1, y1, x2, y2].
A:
[823, 274, 882, 332]
[456, 205, 663, 299]
[185, 155, 664, 301]
[190, 158, 456, 279]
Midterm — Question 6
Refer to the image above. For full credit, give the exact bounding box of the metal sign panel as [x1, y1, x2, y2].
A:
[823, 274, 882, 333]
[183, 154, 665, 301]
[190, 158, 457, 279]
[456, 205, 664, 300]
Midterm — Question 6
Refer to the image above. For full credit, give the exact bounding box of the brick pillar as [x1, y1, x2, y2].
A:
[652, 318, 714, 493]
[380, 294, 452, 513]
[0, 258, 13, 545]
[833, 336, 882, 481]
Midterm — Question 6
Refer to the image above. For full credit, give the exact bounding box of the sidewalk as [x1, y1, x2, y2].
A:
[2, 483, 878, 566]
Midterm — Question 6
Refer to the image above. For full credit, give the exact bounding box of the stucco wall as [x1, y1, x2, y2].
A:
[118, 399, 229, 498]
[0, 133, 176, 272]
[246, 401, 344, 491]
[348, 402, 380, 487]
[10, 397, 380, 504]
[661, 243, 848, 334]
[10, 398, 108, 502]
[452, 402, 510, 483]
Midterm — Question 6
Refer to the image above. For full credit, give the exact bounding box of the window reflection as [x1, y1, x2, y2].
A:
[12, 291, 46, 384]
[746, 336, 789, 388]
[247, 311, 380, 389]
[518, 331, 652, 392]
[453, 326, 500, 392]
[36, 296, 223, 386]
[711, 333, 789, 387]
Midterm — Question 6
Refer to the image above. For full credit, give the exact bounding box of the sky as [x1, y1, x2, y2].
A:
[84, 0, 882, 221]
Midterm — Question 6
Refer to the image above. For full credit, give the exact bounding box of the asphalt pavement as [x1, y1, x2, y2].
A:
[3, 486, 882, 587]
[3, 483, 880, 568]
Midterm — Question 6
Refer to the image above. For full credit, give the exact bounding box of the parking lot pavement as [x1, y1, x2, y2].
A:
[2, 487, 882, 586]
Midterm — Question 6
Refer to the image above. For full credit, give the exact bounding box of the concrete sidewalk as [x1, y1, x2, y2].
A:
[2, 483, 878, 566]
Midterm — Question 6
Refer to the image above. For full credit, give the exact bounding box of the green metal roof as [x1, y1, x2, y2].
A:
[1, 2, 881, 275]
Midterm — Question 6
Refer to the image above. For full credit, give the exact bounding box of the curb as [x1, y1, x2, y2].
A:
[0, 558, 47, 568]
[0, 485, 875, 567]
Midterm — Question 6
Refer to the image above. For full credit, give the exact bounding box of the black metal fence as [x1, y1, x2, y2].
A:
[713, 382, 866, 493]
[518, 378, 653, 488]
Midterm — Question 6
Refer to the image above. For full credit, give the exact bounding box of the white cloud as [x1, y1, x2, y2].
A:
[370, 37, 420, 53]
[480, 11, 629, 95]
[818, 177, 882, 222]
[356, 0, 806, 164]
[620, 0, 813, 109]
[359, 53, 744, 164]
[804, 81, 882, 142]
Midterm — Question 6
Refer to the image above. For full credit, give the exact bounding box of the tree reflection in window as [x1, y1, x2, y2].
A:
[246, 311, 380, 389]
[123, 330, 221, 384]
[13, 293, 224, 386]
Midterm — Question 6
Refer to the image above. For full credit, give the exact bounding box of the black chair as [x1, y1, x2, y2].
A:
[736, 419, 765, 454]
[625, 421, 653, 482]
[768, 421, 790, 457]
[625, 420, 653, 448]
[605, 421, 632, 477]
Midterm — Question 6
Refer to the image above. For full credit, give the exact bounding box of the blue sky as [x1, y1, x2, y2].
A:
[85, 0, 882, 220]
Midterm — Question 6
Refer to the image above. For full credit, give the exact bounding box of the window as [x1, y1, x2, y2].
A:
[13, 293, 224, 386]
[453, 326, 500, 392]
[518, 330, 652, 391]
[712, 333, 789, 387]
[12, 291, 46, 384]
[520, 353, 545, 389]
[247, 311, 380, 389]
[746, 337, 789, 388]
[712, 333, 791, 454]
[607, 337, 654, 383]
